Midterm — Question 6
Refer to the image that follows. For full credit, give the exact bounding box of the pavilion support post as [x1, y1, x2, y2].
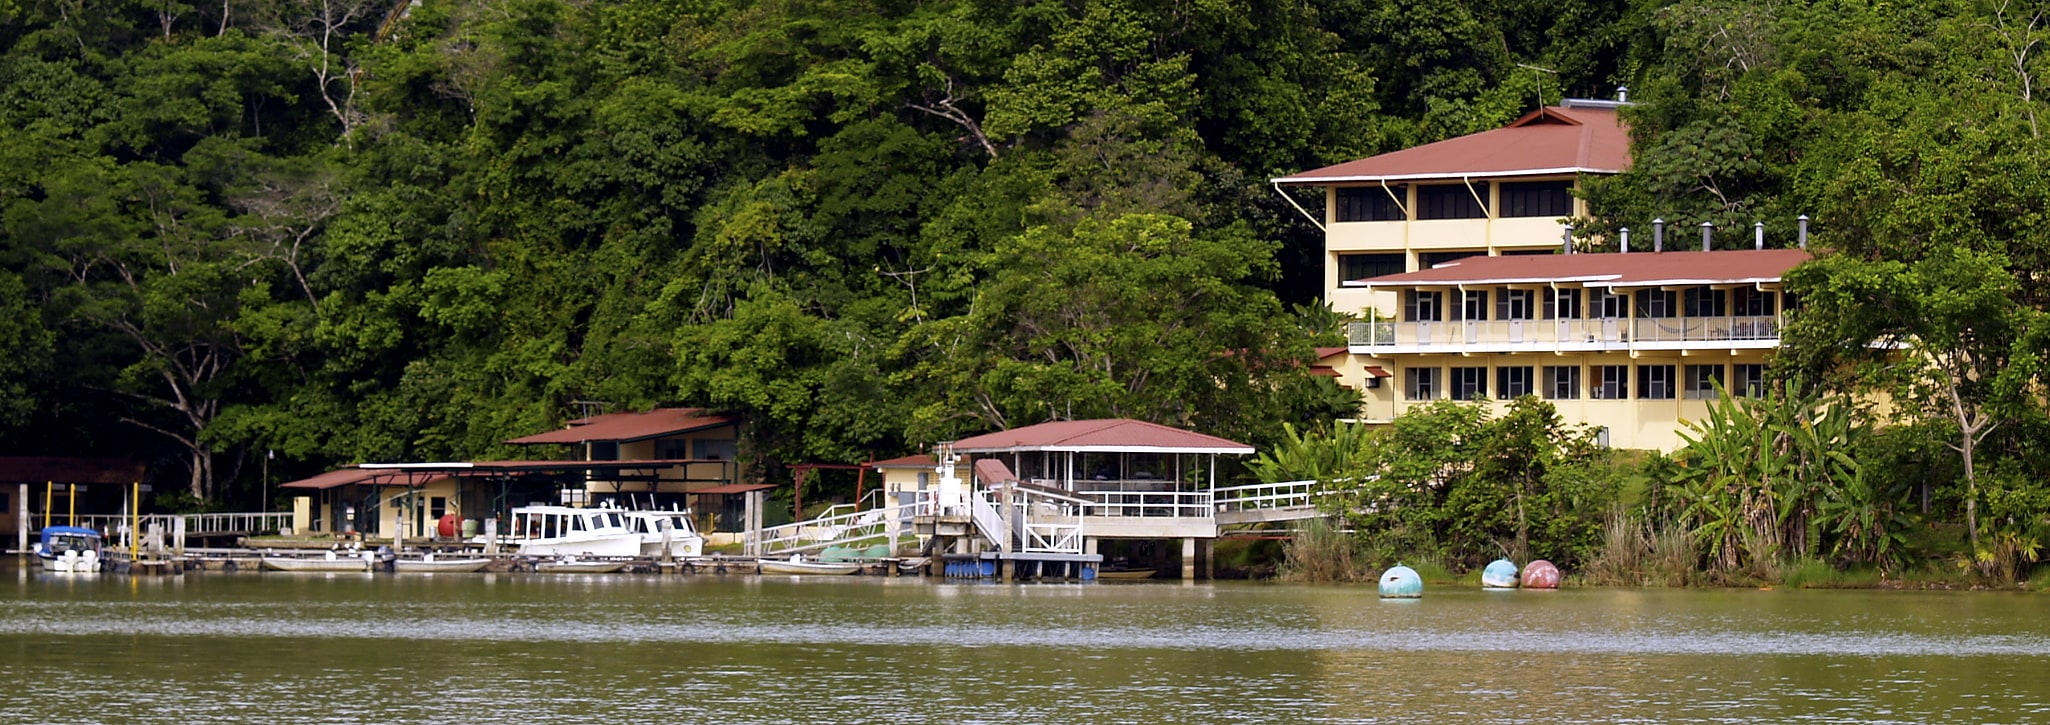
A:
[16, 483, 26, 558]
[173, 516, 186, 556]
[744, 489, 765, 557]
[1181, 537, 1197, 581]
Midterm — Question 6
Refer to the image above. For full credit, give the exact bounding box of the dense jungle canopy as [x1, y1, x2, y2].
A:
[3, 0, 2049, 526]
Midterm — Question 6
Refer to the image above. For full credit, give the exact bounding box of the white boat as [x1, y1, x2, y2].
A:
[758, 554, 861, 575]
[620, 510, 705, 558]
[34, 527, 104, 573]
[535, 556, 626, 573]
[393, 553, 491, 573]
[486, 505, 642, 557]
[262, 551, 374, 572]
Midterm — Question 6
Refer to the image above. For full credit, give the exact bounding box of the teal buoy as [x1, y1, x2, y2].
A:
[1481, 558, 1520, 589]
[1379, 564, 1422, 598]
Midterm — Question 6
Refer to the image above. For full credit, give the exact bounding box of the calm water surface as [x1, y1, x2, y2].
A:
[2, 563, 2047, 724]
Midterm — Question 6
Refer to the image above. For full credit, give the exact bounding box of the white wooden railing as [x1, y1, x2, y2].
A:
[1350, 315, 1779, 350]
[1074, 489, 1214, 519]
[756, 491, 925, 555]
[1212, 480, 1321, 514]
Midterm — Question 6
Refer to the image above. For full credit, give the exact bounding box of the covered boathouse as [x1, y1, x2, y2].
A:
[919, 419, 1296, 580]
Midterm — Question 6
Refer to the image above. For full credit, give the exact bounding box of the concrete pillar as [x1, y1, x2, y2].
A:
[16, 483, 26, 558]
[1181, 537, 1197, 580]
[1202, 539, 1213, 580]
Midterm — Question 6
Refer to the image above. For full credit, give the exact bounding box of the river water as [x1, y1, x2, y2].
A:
[3, 564, 2047, 724]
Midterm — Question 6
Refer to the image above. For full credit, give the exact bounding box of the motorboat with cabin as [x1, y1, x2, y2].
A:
[619, 509, 705, 558]
[34, 526, 104, 573]
[487, 505, 642, 558]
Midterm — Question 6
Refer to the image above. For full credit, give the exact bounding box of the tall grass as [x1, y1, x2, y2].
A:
[1582, 507, 1695, 587]
[1278, 519, 1371, 582]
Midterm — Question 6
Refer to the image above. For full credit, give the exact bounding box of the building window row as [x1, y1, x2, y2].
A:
[1402, 287, 1778, 322]
[1334, 180, 1573, 222]
[1403, 363, 1767, 401]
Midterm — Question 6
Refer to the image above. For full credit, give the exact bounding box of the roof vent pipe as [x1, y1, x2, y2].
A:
[1617, 85, 1629, 103]
[1619, 227, 1631, 253]
[1562, 224, 1574, 254]
[1653, 218, 1665, 252]
[1797, 214, 1810, 249]
[1754, 221, 1765, 250]
[1700, 221, 1714, 251]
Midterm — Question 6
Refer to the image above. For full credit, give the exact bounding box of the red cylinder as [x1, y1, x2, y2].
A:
[436, 513, 460, 538]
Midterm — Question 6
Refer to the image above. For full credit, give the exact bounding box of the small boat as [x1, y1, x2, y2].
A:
[1093, 565, 1158, 580]
[758, 554, 860, 575]
[393, 553, 491, 573]
[895, 557, 931, 576]
[262, 551, 374, 572]
[535, 556, 626, 574]
[620, 509, 705, 558]
[484, 505, 642, 558]
[34, 526, 104, 573]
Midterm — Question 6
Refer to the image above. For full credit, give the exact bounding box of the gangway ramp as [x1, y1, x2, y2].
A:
[1212, 480, 1326, 526]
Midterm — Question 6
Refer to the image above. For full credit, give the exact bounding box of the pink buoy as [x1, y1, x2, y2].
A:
[1522, 559, 1561, 589]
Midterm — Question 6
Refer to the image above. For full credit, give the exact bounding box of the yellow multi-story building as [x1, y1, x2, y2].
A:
[1276, 101, 1808, 451]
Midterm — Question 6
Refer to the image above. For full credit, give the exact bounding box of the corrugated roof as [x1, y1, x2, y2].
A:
[1273, 106, 1629, 184]
[1356, 249, 1810, 288]
[691, 483, 777, 494]
[505, 408, 739, 445]
[0, 457, 146, 484]
[867, 454, 935, 468]
[950, 419, 1254, 455]
[279, 469, 444, 490]
[973, 458, 1018, 485]
[279, 460, 713, 490]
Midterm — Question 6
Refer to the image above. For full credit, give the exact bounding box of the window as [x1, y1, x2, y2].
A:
[589, 441, 620, 461]
[1405, 367, 1440, 401]
[1638, 364, 1677, 399]
[1335, 186, 1406, 222]
[1733, 364, 1768, 398]
[1595, 290, 1628, 318]
[1455, 289, 1490, 321]
[1498, 180, 1574, 218]
[654, 438, 690, 459]
[1417, 183, 1489, 219]
[1337, 253, 1405, 284]
[693, 438, 738, 460]
[1418, 250, 1486, 269]
[1593, 365, 1628, 399]
[1545, 288, 1583, 319]
[1451, 367, 1488, 400]
[1498, 366, 1535, 399]
[1635, 289, 1677, 318]
[1404, 290, 1444, 322]
[1544, 366, 1581, 400]
[1685, 364, 1724, 399]
[1684, 287, 1727, 317]
[1496, 288, 1537, 320]
[1734, 287, 1777, 316]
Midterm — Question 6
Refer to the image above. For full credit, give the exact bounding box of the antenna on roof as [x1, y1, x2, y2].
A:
[1516, 63, 1557, 108]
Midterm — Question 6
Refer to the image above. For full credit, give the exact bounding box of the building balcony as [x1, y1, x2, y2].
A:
[1348, 316, 1781, 354]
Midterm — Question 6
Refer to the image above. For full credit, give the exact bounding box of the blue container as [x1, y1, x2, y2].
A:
[1379, 564, 1423, 598]
[1481, 558, 1520, 589]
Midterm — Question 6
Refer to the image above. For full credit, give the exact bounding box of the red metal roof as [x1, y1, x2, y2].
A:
[279, 460, 712, 490]
[0, 457, 146, 484]
[867, 454, 935, 468]
[1356, 249, 1810, 288]
[1274, 106, 1629, 184]
[949, 419, 1254, 454]
[973, 458, 1018, 485]
[505, 408, 739, 445]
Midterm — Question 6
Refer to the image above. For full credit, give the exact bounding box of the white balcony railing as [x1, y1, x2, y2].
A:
[1349, 316, 1778, 350]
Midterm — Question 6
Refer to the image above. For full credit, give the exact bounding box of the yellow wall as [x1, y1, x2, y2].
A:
[587, 430, 741, 494]
[1325, 349, 1773, 451]
[375, 478, 462, 539]
[1322, 178, 1581, 319]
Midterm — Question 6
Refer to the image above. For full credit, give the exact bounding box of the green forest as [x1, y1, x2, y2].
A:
[3, 0, 2048, 580]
